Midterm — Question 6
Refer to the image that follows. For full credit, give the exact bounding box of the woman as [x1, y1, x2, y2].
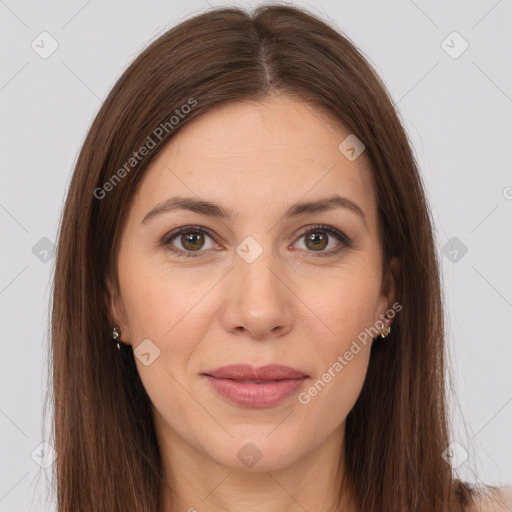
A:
[47, 4, 511, 511]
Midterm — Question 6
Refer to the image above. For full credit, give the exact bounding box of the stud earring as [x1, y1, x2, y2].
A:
[380, 326, 391, 339]
[112, 326, 123, 350]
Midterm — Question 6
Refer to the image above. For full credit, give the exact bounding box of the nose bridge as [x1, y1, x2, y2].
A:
[221, 234, 294, 338]
[235, 236, 283, 306]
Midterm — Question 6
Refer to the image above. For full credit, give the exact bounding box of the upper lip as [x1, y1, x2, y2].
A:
[203, 364, 308, 380]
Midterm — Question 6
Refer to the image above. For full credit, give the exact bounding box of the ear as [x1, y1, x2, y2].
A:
[105, 274, 132, 345]
[375, 256, 400, 328]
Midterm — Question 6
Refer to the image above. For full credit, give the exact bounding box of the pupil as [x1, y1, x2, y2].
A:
[183, 232, 203, 250]
[307, 232, 327, 250]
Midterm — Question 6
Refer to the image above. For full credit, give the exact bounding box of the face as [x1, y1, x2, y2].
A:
[108, 94, 397, 473]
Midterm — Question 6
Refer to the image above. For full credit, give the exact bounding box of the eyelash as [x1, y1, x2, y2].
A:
[162, 224, 350, 259]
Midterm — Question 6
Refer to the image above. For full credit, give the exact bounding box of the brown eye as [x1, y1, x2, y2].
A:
[163, 224, 349, 259]
[180, 231, 205, 251]
[163, 226, 216, 258]
[304, 231, 328, 251]
[294, 225, 349, 256]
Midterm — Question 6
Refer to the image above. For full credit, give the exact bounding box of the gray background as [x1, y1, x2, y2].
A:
[1, 0, 511, 510]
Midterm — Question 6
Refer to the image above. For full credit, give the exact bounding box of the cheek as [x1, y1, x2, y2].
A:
[119, 253, 204, 338]
[301, 263, 382, 346]
[299, 343, 371, 440]
[118, 263, 210, 416]
[297, 292, 375, 436]
[294, 264, 380, 415]
[118, 256, 220, 380]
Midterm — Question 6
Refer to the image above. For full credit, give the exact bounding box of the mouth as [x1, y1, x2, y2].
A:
[201, 364, 309, 408]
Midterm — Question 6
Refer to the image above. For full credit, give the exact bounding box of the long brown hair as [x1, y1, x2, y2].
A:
[46, 4, 499, 511]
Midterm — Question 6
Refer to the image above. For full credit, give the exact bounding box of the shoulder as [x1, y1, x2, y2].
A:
[469, 486, 512, 512]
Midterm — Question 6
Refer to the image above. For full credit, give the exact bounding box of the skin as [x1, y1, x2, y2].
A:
[107, 93, 399, 512]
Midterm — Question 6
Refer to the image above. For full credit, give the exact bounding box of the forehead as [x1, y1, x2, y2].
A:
[129, 95, 377, 226]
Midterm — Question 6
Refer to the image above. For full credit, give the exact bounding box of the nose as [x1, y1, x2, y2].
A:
[220, 249, 294, 340]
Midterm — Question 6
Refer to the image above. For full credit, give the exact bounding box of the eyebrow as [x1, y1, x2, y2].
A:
[141, 194, 366, 226]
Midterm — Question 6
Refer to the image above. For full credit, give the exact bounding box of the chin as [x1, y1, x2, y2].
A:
[204, 431, 306, 472]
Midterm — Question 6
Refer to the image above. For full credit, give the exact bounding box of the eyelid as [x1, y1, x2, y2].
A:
[162, 224, 350, 258]
[295, 224, 350, 246]
[162, 225, 216, 245]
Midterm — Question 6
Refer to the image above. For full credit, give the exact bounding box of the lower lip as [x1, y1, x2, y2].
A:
[204, 376, 308, 408]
